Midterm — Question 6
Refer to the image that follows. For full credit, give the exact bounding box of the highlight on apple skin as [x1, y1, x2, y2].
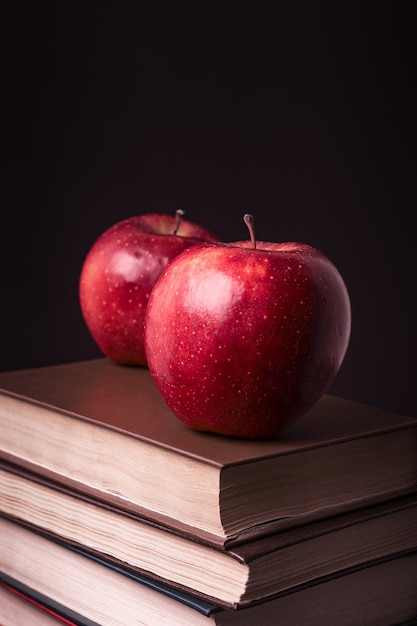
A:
[144, 214, 352, 439]
[79, 211, 221, 366]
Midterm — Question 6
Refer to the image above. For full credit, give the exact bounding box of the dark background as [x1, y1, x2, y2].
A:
[2, 3, 415, 418]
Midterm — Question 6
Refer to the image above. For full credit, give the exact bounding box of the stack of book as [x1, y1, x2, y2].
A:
[0, 358, 416, 625]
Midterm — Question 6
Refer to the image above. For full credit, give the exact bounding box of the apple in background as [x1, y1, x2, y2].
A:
[145, 214, 351, 439]
[79, 210, 221, 366]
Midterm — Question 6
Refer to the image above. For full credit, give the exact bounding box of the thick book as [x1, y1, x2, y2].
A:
[0, 358, 416, 546]
[0, 580, 92, 626]
[1, 518, 417, 625]
[1, 460, 417, 609]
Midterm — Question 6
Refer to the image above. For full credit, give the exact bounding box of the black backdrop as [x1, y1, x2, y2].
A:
[2, 3, 415, 418]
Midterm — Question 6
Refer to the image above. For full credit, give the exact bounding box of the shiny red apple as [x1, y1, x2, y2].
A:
[79, 211, 221, 365]
[144, 214, 351, 439]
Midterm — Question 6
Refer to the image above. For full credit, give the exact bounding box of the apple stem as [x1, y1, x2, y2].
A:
[244, 213, 257, 249]
[173, 209, 185, 235]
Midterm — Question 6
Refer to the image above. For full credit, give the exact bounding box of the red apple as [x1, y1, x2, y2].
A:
[79, 211, 221, 366]
[144, 214, 351, 439]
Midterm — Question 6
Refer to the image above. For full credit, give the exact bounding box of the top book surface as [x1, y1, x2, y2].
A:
[0, 358, 416, 545]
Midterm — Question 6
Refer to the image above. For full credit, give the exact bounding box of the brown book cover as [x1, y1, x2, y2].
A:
[2, 516, 417, 625]
[1, 459, 417, 609]
[0, 358, 416, 545]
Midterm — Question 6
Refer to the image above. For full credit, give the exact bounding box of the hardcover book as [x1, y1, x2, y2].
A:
[1, 460, 417, 609]
[0, 358, 416, 546]
[1, 518, 417, 625]
[0, 579, 93, 626]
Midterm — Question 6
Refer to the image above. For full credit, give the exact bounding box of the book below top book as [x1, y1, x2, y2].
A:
[2, 516, 417, 625]
[0, 358, 416, 546]
[2, 463, 417, 609]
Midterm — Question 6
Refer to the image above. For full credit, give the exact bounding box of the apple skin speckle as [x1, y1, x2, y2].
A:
[145, 241, 351, 439]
